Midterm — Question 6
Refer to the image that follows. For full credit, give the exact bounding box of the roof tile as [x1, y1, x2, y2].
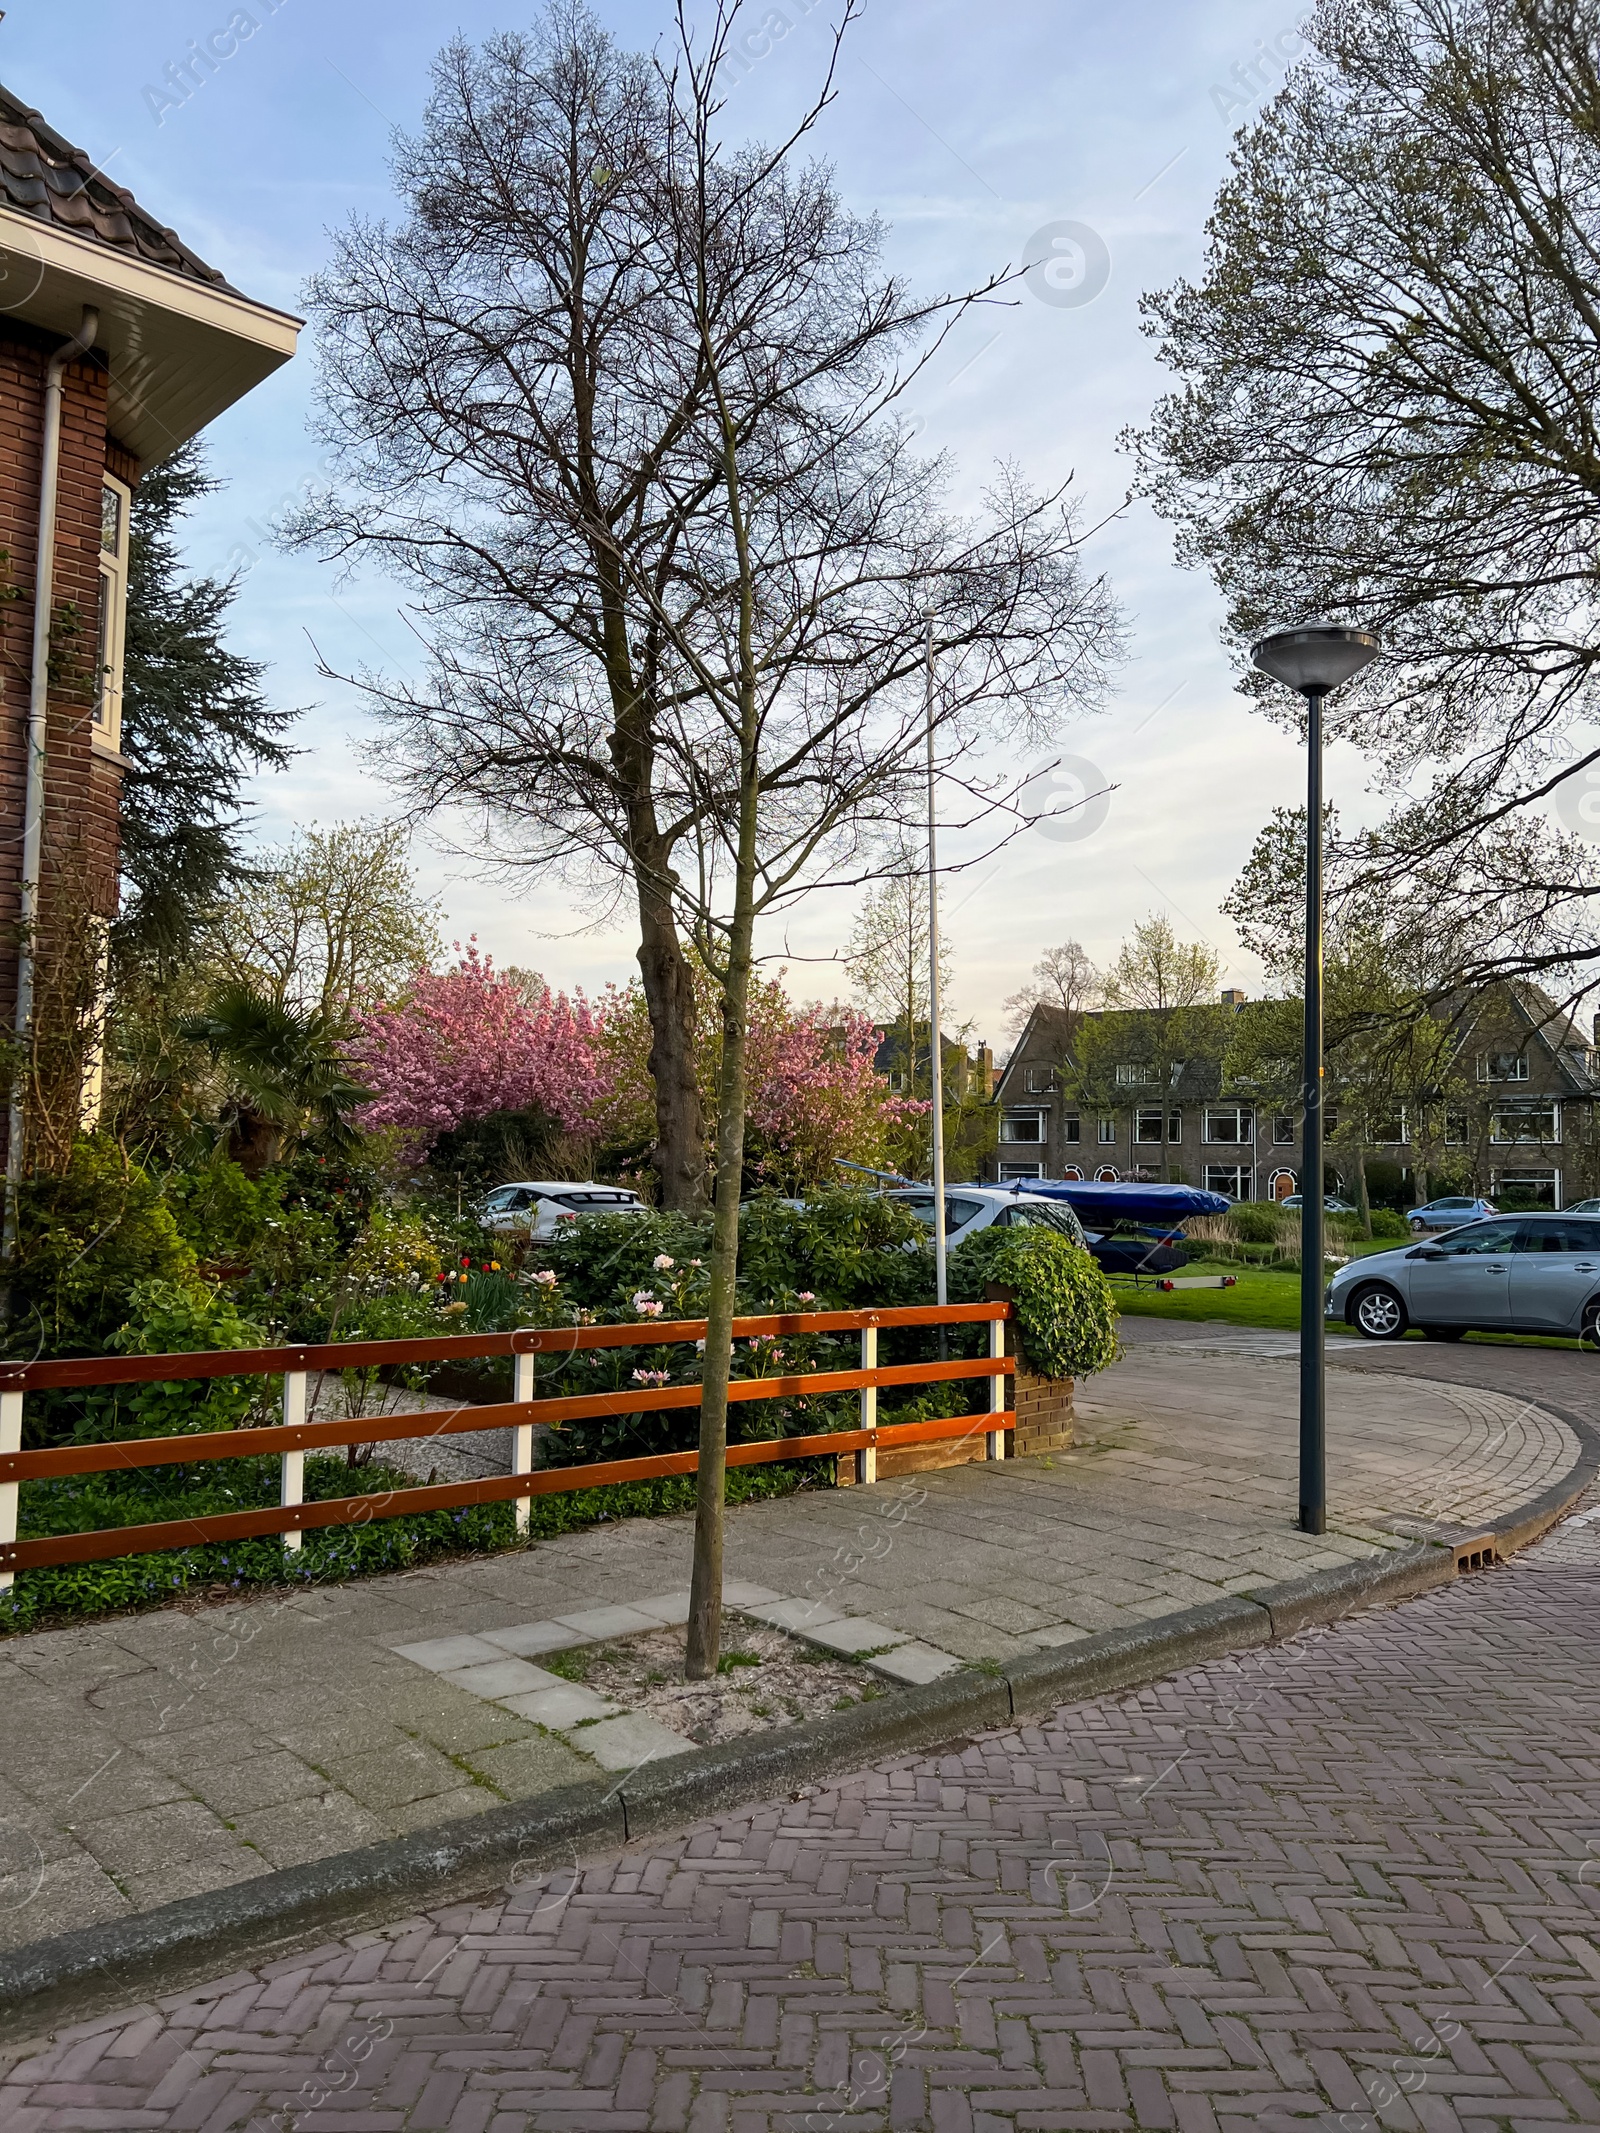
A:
[0, 82, 235, 291]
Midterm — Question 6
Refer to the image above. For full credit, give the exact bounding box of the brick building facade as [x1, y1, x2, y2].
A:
[0, 86, 296, 1173]
[987, 984, 1599, 1211]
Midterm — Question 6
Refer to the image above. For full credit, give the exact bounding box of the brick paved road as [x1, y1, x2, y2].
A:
[8, 1485, 1599, 2131]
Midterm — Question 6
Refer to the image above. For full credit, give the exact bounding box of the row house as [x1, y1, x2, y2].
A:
[985, 985, 1599, 1209]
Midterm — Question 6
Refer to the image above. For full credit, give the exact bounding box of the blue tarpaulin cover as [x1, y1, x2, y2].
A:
[1010, 1180, 1233, 1231]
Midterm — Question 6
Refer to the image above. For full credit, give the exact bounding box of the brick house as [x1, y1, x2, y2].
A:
[986, 983, 1599, 1210]
[0, 87, 297, 1186]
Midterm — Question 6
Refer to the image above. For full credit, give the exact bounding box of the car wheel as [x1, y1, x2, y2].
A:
[1351, 1283, 1408, 1340]
[1409, 1218, 1427, 1235]
[1421, 1324, 1466, 1342]
[1582, 1302, 1600, 1354]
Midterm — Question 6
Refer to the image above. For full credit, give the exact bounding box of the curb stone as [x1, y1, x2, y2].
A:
[2, 1398, 1596, 2051]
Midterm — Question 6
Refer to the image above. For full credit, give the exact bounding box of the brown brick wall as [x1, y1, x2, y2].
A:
[0, 324, 130, 1168]
[1010, 1356, 1075, 1458]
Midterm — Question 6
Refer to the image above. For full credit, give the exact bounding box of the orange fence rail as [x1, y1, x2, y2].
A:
[0, 1303, 1013, 1582]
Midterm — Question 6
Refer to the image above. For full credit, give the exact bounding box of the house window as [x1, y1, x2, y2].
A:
[1370, 1112, 1408, 1146]
[1061, 1116, 1081, 1143]
[1490, 1169, 1558, 1208]
[1204, 1164, 1252, 1200]
[1203, 1106, 1253, 1145]
[1061, 1164, 1084, 1182]
[1000, 1112, 1045, 1143]
[1115, 1063, 1154, 1086]
[1444, 1110, 1469, 1146]
[1491, 1103, 1558, 1144]
[1272, 1115, 1295, 1146]
[1477, 1052, 1530, 1082]
[1024, 1066, 1056, 1093]
[1098, 1117, 1116, 1144]
[998, 1161, 1043, 1181]
[1135, 1108, 1164, 1144]
[94, 475, 130, 755]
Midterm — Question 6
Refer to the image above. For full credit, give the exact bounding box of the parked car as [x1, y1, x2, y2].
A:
[1566, 1198, 1600, 1214]
[478, 1180, 647, 1238]
[1326, 1212, 1600, 1341]
[1405, 1194, 1497, 1235]
[1276, 1194, 1358, 1214]
[886, 1185, 1087, 1254]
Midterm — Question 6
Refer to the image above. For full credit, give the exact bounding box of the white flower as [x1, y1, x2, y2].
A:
[653, 1253, 676, 1271]
[531, 1268, 558, 1287]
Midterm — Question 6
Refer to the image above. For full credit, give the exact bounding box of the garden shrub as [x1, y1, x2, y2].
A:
[951, 1225, 1120, 1381]
[1368, 1208, 1408, 1239]
[10, 1136, 195, 1359]
[1229, 1203, 1293, 1245]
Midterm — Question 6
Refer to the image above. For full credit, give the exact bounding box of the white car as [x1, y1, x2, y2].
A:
[478, 1180, 647, 1238]
[886, 1185, 1087, 1251]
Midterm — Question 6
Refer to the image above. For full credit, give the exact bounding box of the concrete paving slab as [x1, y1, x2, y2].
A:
[629, 1591, 693, 1624]
[552, 1604, 668, 1638]
[389, 1633, 504, 1672]
[498, 1682, 620, 1729]
[478, 1620, 591, 1657]
[741, 1595, 843, 1632]
[575, 1712, 698, 1770]
[437, 1656, 566, 1700]
[798, 1617, 909, 1655]
[721, 1581, 781, 1607]
[866, 1641, 963, 1684]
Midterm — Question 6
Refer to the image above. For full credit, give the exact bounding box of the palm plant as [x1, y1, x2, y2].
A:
[179, 982, 370, 1173]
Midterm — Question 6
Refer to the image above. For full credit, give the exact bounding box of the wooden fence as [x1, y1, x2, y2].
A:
[0, 1303, 1013, 1587]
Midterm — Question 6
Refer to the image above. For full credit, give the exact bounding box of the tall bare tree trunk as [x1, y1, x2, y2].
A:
[636, 884, 706, 1212]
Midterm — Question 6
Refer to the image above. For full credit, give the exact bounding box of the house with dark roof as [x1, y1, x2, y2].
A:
[988, 983, 1600, 1210]
[0, 87, 297, 1200]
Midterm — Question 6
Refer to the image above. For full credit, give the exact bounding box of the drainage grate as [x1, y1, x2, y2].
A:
[1454, 1538, 1499, 1572]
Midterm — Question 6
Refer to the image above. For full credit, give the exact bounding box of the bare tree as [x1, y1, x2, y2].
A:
[1131, 0, 1600, 1022]
[291, 0, 1122, 1673]
[1003, 939, 1099, 1041]
[847, 858, 955, 1090]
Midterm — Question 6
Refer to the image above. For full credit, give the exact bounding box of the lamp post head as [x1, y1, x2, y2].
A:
[1251, 623, 1381, 696]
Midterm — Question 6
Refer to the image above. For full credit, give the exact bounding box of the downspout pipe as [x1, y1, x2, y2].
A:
[1, 305, 100, 1271]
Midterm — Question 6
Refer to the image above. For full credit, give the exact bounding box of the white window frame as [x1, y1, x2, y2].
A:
[94, 473, 131, 756]
[1490, 1103, 1559, 1145]
[1203, 1106, 1253, 1146]
[1476, 1052, 1530, 1082]
[1114, 1062, 1155, 1086]
[1203, 1164, 1252, 1200]
[1060, 1116, 1081, 1144]
[1024, 1065, 1056, 1093]
[1272, 1115, 1295, 1147]
[1098, 1117, 1116, 1144]
[1000, 1111, 1046, 1144]
[1134, 1107, 1165, 1145]
[998, 1161, 1043, 1181]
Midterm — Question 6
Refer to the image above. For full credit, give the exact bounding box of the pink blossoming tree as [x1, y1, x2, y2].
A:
[348, 942, 610, 1157]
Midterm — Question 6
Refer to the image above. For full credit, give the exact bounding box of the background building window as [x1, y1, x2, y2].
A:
[998, 1162, 1043, 1181]
[1024, 1066, 1056, 1092]
[1061, 1116, 1081, 1143]
[1203, 1164, 1252, 1200]
[1000, 1112, 1045, 1143]
[1272, 1115, 1294, 1146]
[94, 475, 130, 754]
[1135, 1108, 1164, 1143]
[1370, 1112, 1408, 1146]
[1098, 1117, 1116, 1144]
[1477, 1052, 1530, 1081]
[1490, 1103, 1558, 1144]
[1115, 1063, 1154, 1086]
[1203, 1106, 1253, 1145]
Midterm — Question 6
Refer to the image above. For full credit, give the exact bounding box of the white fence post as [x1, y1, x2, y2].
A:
[856, 1321, 878, 1486]
[0, 1389, 21, 1594]
[281, 1371, 306, 1552]
[987, 1315, 1007, 1461]
[513, 1352, 535, 1536]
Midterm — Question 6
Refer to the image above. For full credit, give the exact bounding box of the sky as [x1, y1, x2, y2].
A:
[3, 0, 1373, 1050]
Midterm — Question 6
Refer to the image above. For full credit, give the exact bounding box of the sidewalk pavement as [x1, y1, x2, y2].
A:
[15, 1476, 1595, 2132]
[0, 1344, 1580, 1957]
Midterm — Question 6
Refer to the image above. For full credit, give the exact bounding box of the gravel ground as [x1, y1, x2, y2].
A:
[545, 1617, 897, 1746]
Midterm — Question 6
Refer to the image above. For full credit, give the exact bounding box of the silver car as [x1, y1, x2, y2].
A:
[1327, 1213, 1600, 1341]
[478, 1180, 647, 1238]
[1405, 1194, 1498, 1236]
[887, 1185, 1087, 1251]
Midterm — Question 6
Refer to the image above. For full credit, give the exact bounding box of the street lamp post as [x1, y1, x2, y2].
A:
[1250, 624, 1381, 1534]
